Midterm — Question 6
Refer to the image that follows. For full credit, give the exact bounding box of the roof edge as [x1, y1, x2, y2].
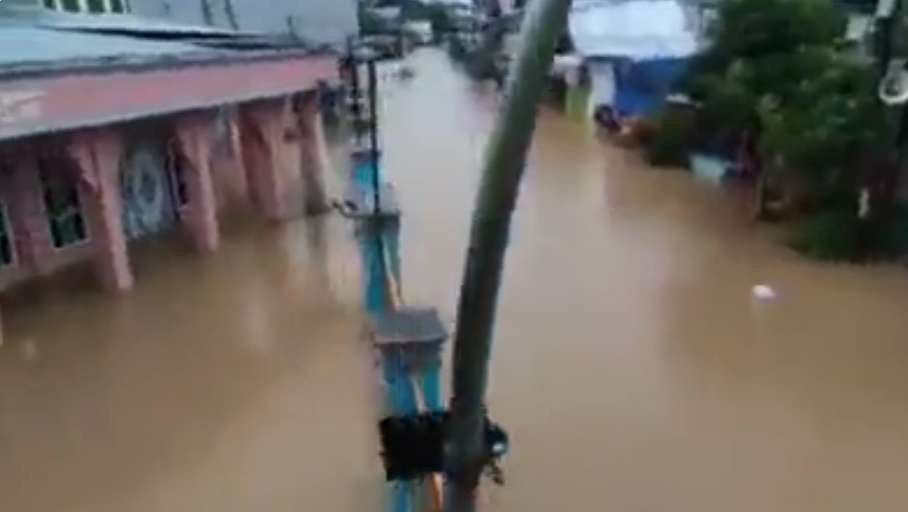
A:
[0, 45, 337, 84]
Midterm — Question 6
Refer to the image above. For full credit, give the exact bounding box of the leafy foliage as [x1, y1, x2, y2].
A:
[759, 59, 895, 200]
[792, 203, 908, 261]
[791, 207, 862, 260]
[669, 0, 908, 261]
[682, 0, 847, 154]
[358, 4, 385, 36]
[644, 109, 698, 167]
[401, 0, 454, 36]
[360, 0, 454, 36]
[706, 0, 843, 64]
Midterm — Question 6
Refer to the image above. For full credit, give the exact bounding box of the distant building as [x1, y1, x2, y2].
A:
[562, 0, 701, 120]
[368, 5, 403, 33]
[405, 20, 434, 45]
[0, 2, 341, 330]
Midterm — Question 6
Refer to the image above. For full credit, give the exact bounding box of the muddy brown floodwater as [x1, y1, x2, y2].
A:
[3, 49, 908, 512]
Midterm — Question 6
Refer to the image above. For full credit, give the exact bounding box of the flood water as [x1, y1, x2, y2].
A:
[3, 49, 908, 511]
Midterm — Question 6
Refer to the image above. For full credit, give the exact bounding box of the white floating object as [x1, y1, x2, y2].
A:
[691, 153, 731, 185]
[752, 284, 777, 301]
[21, 340, 39, 362]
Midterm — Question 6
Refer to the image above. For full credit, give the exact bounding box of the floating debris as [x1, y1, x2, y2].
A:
[21, 339, 39, 362]
[751, 284, 777, 301]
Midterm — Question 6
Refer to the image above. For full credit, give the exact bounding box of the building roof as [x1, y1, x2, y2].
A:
[568, 0, 699, 61]
[131, 0, 358, 46]
[0, 24, 217, 72]
[0, 7, 329, 80]
[38, 12, 241, 37]
[0, 7, 339, 142]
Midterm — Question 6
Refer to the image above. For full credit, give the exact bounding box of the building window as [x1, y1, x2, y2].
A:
[0, 201, 14, 268]
[87, 0, 105, 13]
[45, 0, 130, 14]
[39, 164, 88, 249]
[60, 0, 80, 12]
[171, 157, 190, 207]
[165, 141, 190, 207]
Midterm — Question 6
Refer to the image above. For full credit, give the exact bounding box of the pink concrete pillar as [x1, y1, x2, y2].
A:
[239, 98, 302, 221]
[296, 96, 329, 215]
[6, 155, 54, 276]
[175, 113, 220, 252]
[68, 130, 133, 292]
[209, 113, 250, 213]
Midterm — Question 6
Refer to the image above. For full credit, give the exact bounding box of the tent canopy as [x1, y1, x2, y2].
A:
[568, 0, 698, 61]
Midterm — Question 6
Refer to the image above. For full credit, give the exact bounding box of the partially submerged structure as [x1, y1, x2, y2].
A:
[561, 0, 702, 120]
[0, 1, 344, 329]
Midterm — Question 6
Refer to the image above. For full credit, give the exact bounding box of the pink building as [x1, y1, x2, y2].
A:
[0, 7, 339, 330]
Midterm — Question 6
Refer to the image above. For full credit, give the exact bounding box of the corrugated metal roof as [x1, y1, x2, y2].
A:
[0, 8, 328, 80]
[0, 24, 213, 68]
[0, 4, 242, 35]
[0, 7, 242, 74]
[39, 14, 244, 37]
[131, 0, 358, 46]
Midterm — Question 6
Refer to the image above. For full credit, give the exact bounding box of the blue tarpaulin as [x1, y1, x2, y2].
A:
[612, 57, 688, 117]
[569, 0, 699, 118]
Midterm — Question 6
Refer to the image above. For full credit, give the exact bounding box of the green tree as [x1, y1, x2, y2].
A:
[706, 0, 843, 64]
[358, 3, 384, 35]
[686, 0, 846, 140]
[399, 0, 454, 36]
[760, 58, 895, 201]
[675, 0, 908, 260]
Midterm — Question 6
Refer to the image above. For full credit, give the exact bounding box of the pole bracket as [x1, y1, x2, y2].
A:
[378, 412, 509, 483]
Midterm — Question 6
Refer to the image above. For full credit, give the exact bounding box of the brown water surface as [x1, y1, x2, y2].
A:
[2, 49, 908, 511]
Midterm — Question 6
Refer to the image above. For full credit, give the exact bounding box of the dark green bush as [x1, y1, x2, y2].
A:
[447, 34, 468, 61]
[791, 203, 908, 262]
[867, 202, 908, 259]
[644, 110, 698, 168]
[791, 208, 861, 261]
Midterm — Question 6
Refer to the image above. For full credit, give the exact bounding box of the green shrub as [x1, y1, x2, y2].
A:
[447, 34, 468, 61]
[644, 110, 697, 168]
[791, 208, 861, 261]
[791, 203, 908, 262]
[867, 202, 908, 259]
